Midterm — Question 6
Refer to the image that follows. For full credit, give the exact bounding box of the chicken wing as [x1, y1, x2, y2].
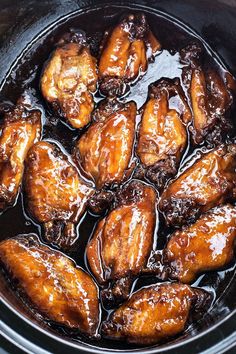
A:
[0, 99, 41, 211]
[136, 78, 190, 189]
[86, 180, 157, 307]
[102, 283, 210, 345]
[0, 234, 100, 337]
[24, 141, 94, 249]
[41, 30, 98, 129]
[159, 144, 236, 227]
[163, 204, 236, 283]
[98, 13, 161, 96]
[181, 42, 235, 145]
[74, 98, 136, 190]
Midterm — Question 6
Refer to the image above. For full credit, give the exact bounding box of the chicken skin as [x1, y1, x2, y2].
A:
[0, 234, 100, 337]
[41, 30, 98, 129]
[102, 283, 210, 345]
[74, 98, 136, 190]
[24, 141, 94, 249]
[160, 144, 236, 227]
[163, 204, 236, 283]
[137, 78, 190, 189]
[181, 42, 235, 145]
[99, 13, 161, 96]
[87, 180, 157, 306]
[0, 100, 41, 211]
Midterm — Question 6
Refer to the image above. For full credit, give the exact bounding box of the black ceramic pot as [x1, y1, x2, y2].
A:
[0, 1, 235, 353]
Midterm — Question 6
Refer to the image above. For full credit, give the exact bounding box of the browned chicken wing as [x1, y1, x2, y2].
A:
[181, 42, 235, 145]
[99, 13, 161, 96]
[74, 98, 137, 190]
[163, 204, 236, 283]
[87, 180, 157, 306]
[136, 78, 190, 189]
[0, 234, 100, 337]
[0, 99, 41, 211]
[24, 141, 94, 249]
[159, 144, 236, 227]
[41, 30, 98, 129]
[102, 283, 210, 345]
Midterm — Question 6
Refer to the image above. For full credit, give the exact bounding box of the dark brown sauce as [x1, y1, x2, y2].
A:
[0, 4, 235, 350]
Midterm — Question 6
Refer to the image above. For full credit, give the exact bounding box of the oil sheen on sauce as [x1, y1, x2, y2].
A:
[0, 4, 235, 350]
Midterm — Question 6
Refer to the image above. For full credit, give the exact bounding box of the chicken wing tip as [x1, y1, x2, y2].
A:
[57, 28, 87, 46]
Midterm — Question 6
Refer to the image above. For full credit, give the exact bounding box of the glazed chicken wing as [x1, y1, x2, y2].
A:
[41, 30, 98, 129]
[137, 78, 190, 189]
[0, 100, 41, 211]
[159, 144, 236, 227]
[24, 141, 94, 249]
[74, 98, 136, 190]
[181, 42, 235, 145]
[102, 283, 210, 345]
[99, 13, 161, 96]
[163, 204, 236, 283]
[0, 234, 100, 337]
[87, 180, 157, 306]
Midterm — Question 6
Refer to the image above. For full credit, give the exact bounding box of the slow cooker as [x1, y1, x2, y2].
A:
[0, 1, 235, 353]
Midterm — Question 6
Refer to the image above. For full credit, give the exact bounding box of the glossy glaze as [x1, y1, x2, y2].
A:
[102, 283, 210, 345]
[0, 99, 41, 211]
[0, 4, 235, 350]
[98, 13, 161, 96]
[24, 141, 94, 249]
[41, 31, 98, 129]
[160, 143, 236, 227]
[87, 180, 157, 306]
[75, 98, 136, 189]
[180, 43, 235, 145]
[136, 78, 189, 189]
[0, 234, 100, 337]
[164, 204, 236, 283]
